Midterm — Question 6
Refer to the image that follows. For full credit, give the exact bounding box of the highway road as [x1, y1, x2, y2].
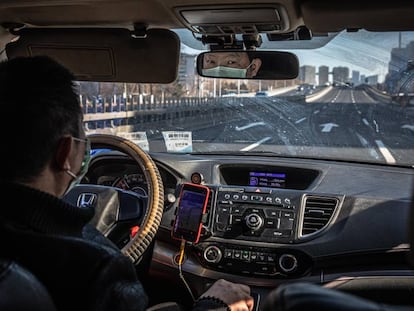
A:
[186, 86, 413, 165]
[87, 86, 414, 166]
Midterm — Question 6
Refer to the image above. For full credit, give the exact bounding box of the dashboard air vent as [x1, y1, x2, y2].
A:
[204, 188, 214, 225]
[301, 196, 339, 236]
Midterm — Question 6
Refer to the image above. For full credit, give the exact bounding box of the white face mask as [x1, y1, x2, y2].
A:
[202, 62, 252, 78]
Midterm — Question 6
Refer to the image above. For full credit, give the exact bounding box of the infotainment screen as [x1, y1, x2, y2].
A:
[249, 171, 286, 188]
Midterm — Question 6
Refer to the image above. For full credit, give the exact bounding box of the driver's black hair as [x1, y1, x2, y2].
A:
[0, 55, 82, 182]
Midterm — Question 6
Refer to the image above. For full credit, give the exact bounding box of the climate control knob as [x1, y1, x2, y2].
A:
[203, 245, 222, 263]
[279, 254, 298, 273]
[245, 213, 264, 231]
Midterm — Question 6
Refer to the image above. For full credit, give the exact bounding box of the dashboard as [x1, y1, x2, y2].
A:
[84, 150, 414, 305]
[85, 153, 180, 212]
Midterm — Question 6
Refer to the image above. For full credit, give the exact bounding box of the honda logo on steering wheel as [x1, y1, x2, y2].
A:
[77, 193, 97, 208]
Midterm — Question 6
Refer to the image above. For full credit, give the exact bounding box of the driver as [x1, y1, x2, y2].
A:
[202, 52, 262, 78]
[0, 56, 254, 311]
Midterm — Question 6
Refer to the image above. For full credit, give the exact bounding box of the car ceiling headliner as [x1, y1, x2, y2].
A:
[1, 0, 414, 33]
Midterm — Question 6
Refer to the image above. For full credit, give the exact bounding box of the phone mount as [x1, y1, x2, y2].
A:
[198, 33, 262, 51]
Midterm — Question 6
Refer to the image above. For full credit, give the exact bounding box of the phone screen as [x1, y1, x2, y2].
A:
[172, 183, 210, 243]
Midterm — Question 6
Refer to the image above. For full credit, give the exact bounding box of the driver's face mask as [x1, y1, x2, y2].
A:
[65, 137, 91, 194]
[202, 62, 253, 78]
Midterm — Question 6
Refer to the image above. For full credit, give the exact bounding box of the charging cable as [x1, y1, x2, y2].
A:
[178, 239, 196, 302]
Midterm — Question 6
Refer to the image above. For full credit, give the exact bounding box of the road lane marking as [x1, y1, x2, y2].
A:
[375, 140, 396, 164]
[402, 124, 414, 131]
[235, 121, 266, 131]
[295, 117, 307, 124]
[240, 137, 272, 151]
[356, 133, 380, 160]
[373, 119, 379, 133]
[320, 123, 339, 132]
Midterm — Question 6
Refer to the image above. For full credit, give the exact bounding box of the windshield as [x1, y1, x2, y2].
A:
[81, 29, 414, 167]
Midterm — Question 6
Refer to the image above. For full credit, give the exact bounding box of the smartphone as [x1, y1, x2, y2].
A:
[172, 183, 210, 243]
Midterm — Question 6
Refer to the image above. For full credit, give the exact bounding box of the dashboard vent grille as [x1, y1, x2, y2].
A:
[301, 196, 339, 236]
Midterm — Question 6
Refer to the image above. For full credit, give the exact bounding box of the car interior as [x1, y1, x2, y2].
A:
[0, 0, 414, 310]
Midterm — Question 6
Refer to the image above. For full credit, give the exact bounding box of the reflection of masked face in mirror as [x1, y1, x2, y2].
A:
[202, 52, 262, 78]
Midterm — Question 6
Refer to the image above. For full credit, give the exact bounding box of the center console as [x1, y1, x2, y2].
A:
[166, 164, 342, 279]
[186, 184, 341, 278]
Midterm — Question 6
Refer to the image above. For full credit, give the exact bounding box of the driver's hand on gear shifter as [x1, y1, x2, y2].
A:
[200, 279, 254, 311]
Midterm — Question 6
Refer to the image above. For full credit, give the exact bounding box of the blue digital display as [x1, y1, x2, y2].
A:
[249, 171, 286, 188]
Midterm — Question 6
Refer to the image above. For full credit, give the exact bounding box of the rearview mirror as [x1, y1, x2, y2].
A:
[196, 50, 299, 80]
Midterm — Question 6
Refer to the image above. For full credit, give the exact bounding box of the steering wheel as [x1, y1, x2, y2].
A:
[64, 133, 164, 263]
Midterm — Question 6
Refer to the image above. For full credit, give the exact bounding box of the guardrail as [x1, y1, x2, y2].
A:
[83, 96, 220, 121]
[82, 85, 329, 130]
[362, 85, 392, 103]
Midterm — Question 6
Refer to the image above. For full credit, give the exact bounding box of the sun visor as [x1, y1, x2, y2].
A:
[5, 28, 180, 83]
[301, 1, 414, 32]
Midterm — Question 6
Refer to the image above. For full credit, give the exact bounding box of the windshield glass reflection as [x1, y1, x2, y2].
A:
[80, 30, 414, 167]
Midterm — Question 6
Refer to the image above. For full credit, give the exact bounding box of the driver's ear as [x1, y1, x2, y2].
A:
[250, 58, 262, 77]
[54, 136, 73, 171]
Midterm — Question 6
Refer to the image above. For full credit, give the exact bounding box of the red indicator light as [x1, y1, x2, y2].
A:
[130, 226, 140, 238]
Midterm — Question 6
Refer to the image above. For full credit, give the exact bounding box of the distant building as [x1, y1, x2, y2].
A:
[388, 41, 414, 74]
[318, 66, 329, 85]
[360, 75, 366, 84]
[332, 66, 349, 85]
[385, 40, 414, 94]
[299, 65, 316, 85]
[365, 75, 379, 85]
[177, 53, 197, 95]
[351, 70, 360, 86]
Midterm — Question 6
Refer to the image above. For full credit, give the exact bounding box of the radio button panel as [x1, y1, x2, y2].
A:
[212, 186, 301, 243]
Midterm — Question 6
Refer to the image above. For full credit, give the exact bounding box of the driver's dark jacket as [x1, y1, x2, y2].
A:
[0, 182, 149, 311]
